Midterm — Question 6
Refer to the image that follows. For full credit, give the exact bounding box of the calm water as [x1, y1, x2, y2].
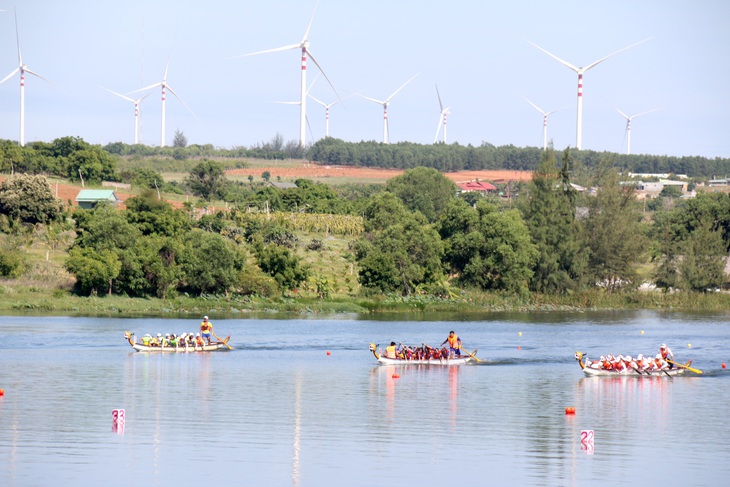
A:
[0, 310, 729, 486]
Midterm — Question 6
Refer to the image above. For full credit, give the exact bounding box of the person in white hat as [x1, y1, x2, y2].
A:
[659, 344, 674, 368]
[200, 316, 214, 345]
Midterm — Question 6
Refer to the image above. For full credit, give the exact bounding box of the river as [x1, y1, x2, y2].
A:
[0, 310, 728, 486]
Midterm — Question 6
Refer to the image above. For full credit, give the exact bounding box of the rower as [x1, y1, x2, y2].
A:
[384, 342, 398, 359]
[200, 316, 213, 345]
[441, 331, 462, 358]
[659, 344, 674, 368]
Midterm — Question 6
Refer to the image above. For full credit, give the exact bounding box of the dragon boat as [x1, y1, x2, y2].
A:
[124, 331, 232, 352]
[369, 343, 478, 365]
[575, 351, 691, 377]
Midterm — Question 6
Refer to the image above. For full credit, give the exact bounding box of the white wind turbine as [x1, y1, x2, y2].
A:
[616, 107, 659, 155]
[527, 39, 649, 150]
[309, 95, 342, 138]
[361, 73, 419, 144]
[234, 1, 339, 148]
[0, 10, 50, 146]
[523, 97, 568, 150]
[103, 88, 150, 145]
[433, 84, 451, 144]
[127, 62, 195, 147]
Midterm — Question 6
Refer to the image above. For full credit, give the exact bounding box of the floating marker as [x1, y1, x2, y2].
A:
[581, 429, 595, 454]
[518, 331, 522, 336]
[722, 363, 726, 369]
[688, 343, 692, 348]
[112, 409, 126, 434]
[565, 406, 576, 415]
[517, 346, 521, 350]
[326, 350, 331, 356]
[0, 388, 4, 396]
[641, 330, 644, 335]
[392, 373, 400, 379]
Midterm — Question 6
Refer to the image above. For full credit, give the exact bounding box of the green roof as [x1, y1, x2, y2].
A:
[76, 189, 119, 202]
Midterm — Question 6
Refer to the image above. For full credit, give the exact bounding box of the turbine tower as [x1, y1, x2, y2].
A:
[104, 88, 150, 144]
[128, 62, 194, 147]
[234, 1, 339, 148]
[434, 84, 451, 144]
[361, 73, 419, 144]
[523, 97, 567, 150]
[0, 10, 50, 146]
[616, 107, 658, 155]
[528, 39, 649, 150]
[309, 95, 340, 138]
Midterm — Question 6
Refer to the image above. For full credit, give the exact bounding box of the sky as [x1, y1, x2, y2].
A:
[0, 0, 729, 158]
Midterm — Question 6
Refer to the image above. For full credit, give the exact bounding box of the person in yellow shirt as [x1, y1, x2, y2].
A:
[384, 342, 398, 359]
[200, 316, 213, 344]
[441, 331, 462, 357]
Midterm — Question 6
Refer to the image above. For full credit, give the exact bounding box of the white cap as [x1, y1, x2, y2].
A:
[196, 333, 200, 336]
[204, 316, 209, 320]
[625, 356, 632, 361]
[656, 354, 662, 359]
[157, 333, 162, 337]
[637, 354, 643, 359]
[661, 343, 666, 348]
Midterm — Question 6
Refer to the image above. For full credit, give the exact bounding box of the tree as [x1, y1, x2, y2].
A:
[179, 229, 246, 295]
[583, 163, 647, 290]
[356, 194, 444, 295]
[262, 170, 271, 182]
[186, 160, 227, 200]
[439, 199, 537, 294]
[521, 147, 588, 293]
[173, 129, 188, 148]
[678, 221, 727, 292]
[125, 192, 191, 237]
[253, 242, 308, 291]
[0, 174, 64, 225]
[65, 246, 121, 296]
[385, 167, 457, 222]
[66, 148, 117, 184]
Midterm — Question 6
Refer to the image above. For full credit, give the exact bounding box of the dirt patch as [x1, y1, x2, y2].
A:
[227, 164, 532, 183]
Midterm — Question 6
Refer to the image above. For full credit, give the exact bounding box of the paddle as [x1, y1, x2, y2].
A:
[633, 366, 648, 376]
[460, 346, 482, 363]
[667, 359, 703, 374]
[213, 332, 233, 350]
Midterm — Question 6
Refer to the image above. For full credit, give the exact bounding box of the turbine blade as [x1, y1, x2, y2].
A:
[166, 85, 199, 121]
[309, 94, 327, 107]
[302, 0, 320, 42]
[275, 101, 301, 105]
[233, 43, 301, 58]
[387, 73, 419, 101]
[584, 38, 652, 71]
[359, 94, 385, 105]
[306, 49, 343, 105]
[23, 67, 50, 83]
[127, 82, 161, 95]
[103, 86, 135, 102]
[615, 107, 630, 119]
[523, 96, 545, 114]
[434, 114, 444, 143]
[14, 9, 22, 66]
[0, 68, 19, 85]
[435, 84, 443, 111]
[526, 40, 579, 72]
[632, 108, 660, 119]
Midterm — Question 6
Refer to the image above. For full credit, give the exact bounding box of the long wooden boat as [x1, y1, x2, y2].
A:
[124, 332, 231, 352]
[575, 351, 687, 377]
[369, 343, 477, 365]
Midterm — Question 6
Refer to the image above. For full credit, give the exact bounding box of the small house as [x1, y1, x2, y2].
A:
[75, 189, 121, 209]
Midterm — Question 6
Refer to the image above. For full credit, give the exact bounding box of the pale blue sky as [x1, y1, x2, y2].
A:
[0, 0, 728, 158]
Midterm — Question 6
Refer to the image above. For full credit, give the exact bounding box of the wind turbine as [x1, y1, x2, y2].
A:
[616, 107, 659, 155]
[234, 1, 339, 148]
[309, 95, 340, 138]
[0, 10, 50, 146]
[523, 97, 568, 150]
[433, 84, 451, 144]
[361, 73, 419, 144]
[527, 38, 649, 150]
[127, 62, 195, 147]
[103, 88, 150, 144]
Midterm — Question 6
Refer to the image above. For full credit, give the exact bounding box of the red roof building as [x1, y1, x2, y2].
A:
[456, 181, 498, 194]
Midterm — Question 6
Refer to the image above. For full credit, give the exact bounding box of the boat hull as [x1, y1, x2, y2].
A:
[580, 366, 685, 377]
[124, 332, 231, 352]
[375, 355, 474, 365]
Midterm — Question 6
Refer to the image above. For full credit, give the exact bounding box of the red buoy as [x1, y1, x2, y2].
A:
[392, 373, 400, 379]
[517, 346, 521, 350]
[723, 363, 726, 369]
[326, 351, 331, 356]
[0, 388, 4, 396]
[565, 407, 576, 415]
